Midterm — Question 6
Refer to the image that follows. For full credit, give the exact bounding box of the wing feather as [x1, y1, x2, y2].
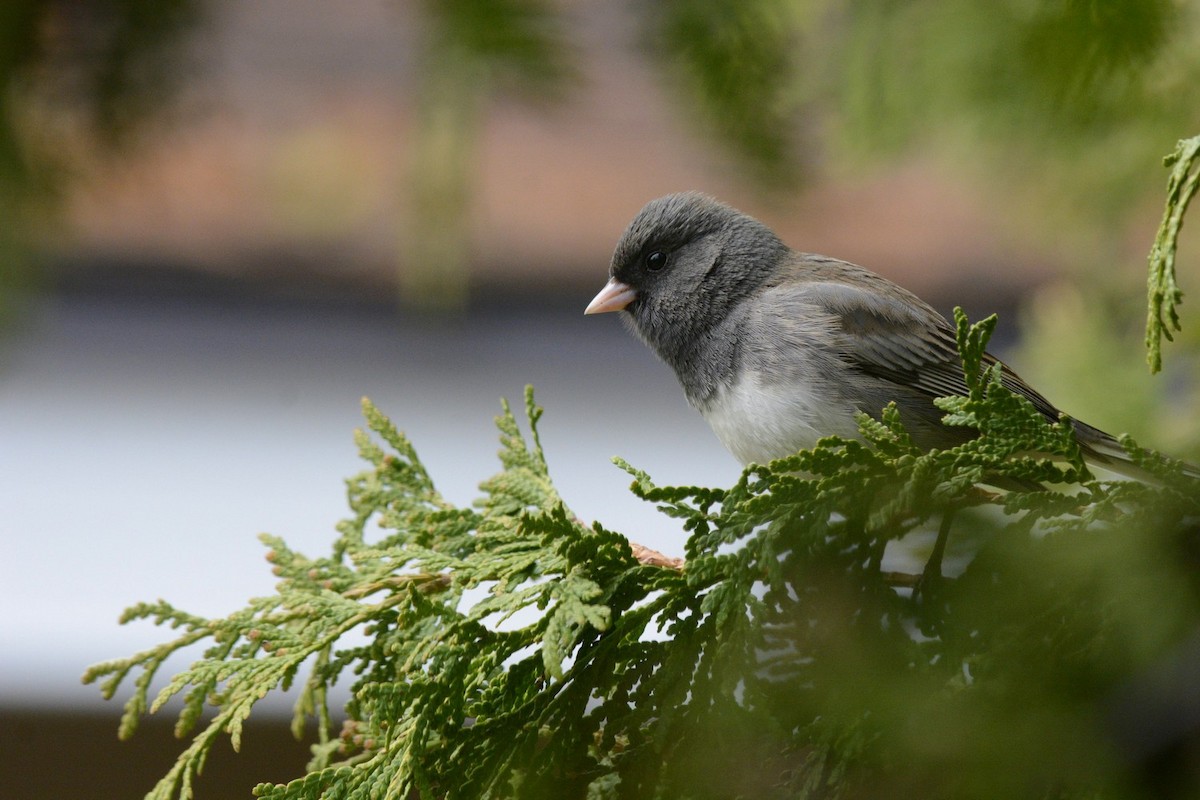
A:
[784, 276, 1085, 429]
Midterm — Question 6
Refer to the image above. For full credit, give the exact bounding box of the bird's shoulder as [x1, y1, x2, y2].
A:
[752, 253, 1074, 422]
[752, 254, 961, 372]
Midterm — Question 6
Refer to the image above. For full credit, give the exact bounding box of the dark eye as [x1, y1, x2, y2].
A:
[645, 251, 667, 272]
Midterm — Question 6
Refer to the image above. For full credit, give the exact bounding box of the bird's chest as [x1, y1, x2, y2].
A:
[698, 372, 860, 465]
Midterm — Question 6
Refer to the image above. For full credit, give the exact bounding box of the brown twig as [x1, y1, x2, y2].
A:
[570, 511, 686, 569]
[628, 541, 685, 570]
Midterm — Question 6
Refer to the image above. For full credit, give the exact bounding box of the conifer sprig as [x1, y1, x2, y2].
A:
[1147, 134, 1200, 373]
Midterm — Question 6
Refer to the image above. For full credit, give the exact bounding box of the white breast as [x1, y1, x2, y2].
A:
[699, 372, 860, 466]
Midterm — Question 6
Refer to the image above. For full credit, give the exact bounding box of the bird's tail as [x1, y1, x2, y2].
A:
[1072, 419, 1200, 482]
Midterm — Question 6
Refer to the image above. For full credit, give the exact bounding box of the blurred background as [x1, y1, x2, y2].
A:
[2, 1, 1199, 796]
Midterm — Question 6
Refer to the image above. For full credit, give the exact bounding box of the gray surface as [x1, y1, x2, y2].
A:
[0, 292, 739, 708]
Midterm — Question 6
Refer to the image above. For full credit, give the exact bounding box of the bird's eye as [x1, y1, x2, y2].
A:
[645, 251, 667, 272]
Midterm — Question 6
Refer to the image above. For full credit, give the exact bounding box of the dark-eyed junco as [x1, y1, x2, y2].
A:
[584, 191, 1134, 472]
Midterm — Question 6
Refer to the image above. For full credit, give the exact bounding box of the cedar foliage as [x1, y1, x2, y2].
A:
[84, 309, 1200, 799]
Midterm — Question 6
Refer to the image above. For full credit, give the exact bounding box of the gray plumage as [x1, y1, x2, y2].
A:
[589, 191, 1128, 469]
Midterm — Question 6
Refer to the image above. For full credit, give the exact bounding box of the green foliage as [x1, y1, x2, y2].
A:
[0, 0, 207, 324]
[403, 0, 575, 310]
[86, 312, 1200, 799]
[401, 0, 1200, 215]
[834, 0, 1190, 146]
[827, 1, 1200, 207]
[631, 0, 1200, 207]
[1147, 134, 1200, 373]
[0, 0, 207, 178]
[417, 0, 574, 100]
[648, 0, 805, 186]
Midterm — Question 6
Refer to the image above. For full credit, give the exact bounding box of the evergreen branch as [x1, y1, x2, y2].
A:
[953, 308, 998, 395]
[1146, 134, 1200, 372]
[86, 329, 1200, 800]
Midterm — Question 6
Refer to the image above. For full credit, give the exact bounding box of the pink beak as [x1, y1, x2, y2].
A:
[584, 278, 638, 315]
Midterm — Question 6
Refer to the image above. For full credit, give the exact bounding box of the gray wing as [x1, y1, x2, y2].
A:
[791, 277, 1125, 458]
[802, 280, 970, 401]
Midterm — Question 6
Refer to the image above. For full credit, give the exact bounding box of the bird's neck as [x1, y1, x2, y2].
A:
[655, 314, 742, 408]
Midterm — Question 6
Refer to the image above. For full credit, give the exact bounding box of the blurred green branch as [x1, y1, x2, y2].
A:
[401, 0, 574, 311]
[0, 0, 206, 324]
[0, 0, 207, 189]
[648, 0, 805, 186]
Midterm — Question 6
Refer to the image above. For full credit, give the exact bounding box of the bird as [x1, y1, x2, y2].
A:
[583, 191, 1147, 475]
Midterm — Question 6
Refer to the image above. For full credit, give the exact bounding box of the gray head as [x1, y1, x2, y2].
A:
[585, 192, 789, 369]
